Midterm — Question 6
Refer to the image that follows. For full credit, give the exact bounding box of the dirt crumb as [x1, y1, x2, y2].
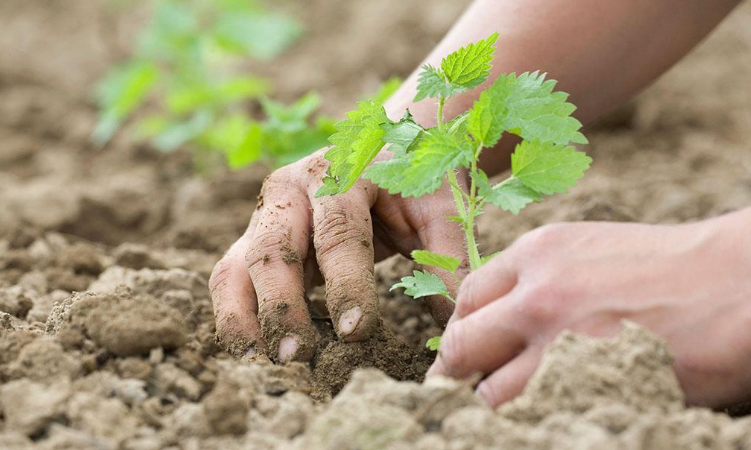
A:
[281, 242, 301, 264]
[47, 289, 188, 356]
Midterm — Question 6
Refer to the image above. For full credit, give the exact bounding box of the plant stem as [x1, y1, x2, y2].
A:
[464, 159, 483, 271]
[437, 97, 446, 131]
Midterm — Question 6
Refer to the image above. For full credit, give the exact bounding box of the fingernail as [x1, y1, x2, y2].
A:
[278, 335, 300, 363]
[338, 307, 363, 335]
[475, 382, 492, 405]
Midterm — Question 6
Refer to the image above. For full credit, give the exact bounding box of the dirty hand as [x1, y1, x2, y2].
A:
[429, 209, 751, 408]
[209, 149, 466, 362]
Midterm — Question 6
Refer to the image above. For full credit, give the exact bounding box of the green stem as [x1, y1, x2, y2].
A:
[464, 150, 483, 271]
[437, 97, 446, 131]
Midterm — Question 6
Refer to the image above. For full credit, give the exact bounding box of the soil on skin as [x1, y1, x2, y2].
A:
[1, 0, 751, 448]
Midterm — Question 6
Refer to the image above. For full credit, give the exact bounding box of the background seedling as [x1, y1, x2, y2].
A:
[316, 33, 591, 350]
[93, 0, 340, 170]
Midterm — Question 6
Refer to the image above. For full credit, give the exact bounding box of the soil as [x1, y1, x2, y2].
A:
[1, 0, 751, 449]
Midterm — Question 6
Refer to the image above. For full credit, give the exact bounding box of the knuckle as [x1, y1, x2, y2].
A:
[439, 325, 467, 374]
[519, 278, 565, 326]
[314, 209, 369, 259]
[515, 223, 567, 257]
[245, 231, 287, 269]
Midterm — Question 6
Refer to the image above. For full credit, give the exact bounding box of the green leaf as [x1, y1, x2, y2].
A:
[362, 155, 411, 192]
[212, 11, 302, 59]
[467, 85, 507, 147]
[365, 128, 473, 197]
[474, 171, 541, 215]
[216, 76, 270, 103]
[414, 65, 466, 102]
[390, 270, 448, 299]
[262, 92, 321, 134]
[315, 100, 391, 197]
[426, 336, 442, 351]
[225, 122, 263, 169]
[411, 250, 462, 273]
[441, 32, 498, 89]
[93, 61, 159, 145]
[511, 140, 592, 195]
[151, 110, 212, 152]
[499, 72, 588, 145]
[380, 111, 423, 155]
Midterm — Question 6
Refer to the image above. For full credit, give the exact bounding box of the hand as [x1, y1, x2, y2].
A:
[428, 211, 751, 408]
[209, 149, 467, 362]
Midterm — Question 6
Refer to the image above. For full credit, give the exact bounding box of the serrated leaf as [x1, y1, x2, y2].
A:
[366, 128, 473, 197]
[411, 250, 461, 273]
[380, 111, 423, 155]
[414, 64, 466, 102]
[441, 32, 498, 89]
[474, 171, 541, 215]
[426, 336, 442, 351]
[363, 155, 411, 192]
[501, 72, 588, 145]
[511, 140, 592, 195]
[390, 270, 448, 299]
[467, 86, 507, 147]
[262, 91, 321, 134]
[315, 100, 391, 197]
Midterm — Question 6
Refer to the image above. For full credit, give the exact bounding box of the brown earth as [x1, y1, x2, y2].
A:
[1, 0, 751, 448]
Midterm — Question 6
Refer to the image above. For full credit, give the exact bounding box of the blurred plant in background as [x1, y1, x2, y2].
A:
[93, 0, 348, 170]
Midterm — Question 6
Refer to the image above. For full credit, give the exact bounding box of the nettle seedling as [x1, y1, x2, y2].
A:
[93, 0, 338, 170]
[315, 33, 591, 350]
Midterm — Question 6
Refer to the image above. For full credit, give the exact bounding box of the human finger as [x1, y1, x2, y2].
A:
[454, 250, 518, 319]
[309, 182, 380, 342]
[427, 294, 527, 379]
[246, 174, 318, 363]
[210, 231, 267, 357]
[475, 349, 541, 408]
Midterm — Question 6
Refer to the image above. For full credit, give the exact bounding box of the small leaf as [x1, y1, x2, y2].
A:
[93, 61, 159, 145]
[511, 140, 592, 195]
[500, 72, 588, 145]
[366, 128, 473, 198]
[426, 336, 442, 351]
[441, 32, 498, 89]
[467, 84, 507, 147]
[212, 11, 301, 59]
[414, 64, 466, 102]
[315, 100, 391, 197]
[474, 171, 541, 215]
[262, 92, 321, 133]
[411, 250, 462, 273]
[380, 111, 423, 155]
[391, 270, 449, 299]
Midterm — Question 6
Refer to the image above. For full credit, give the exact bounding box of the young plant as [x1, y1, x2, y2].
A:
[93, 0, 333, 170]
[315, 33, 592, 350]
